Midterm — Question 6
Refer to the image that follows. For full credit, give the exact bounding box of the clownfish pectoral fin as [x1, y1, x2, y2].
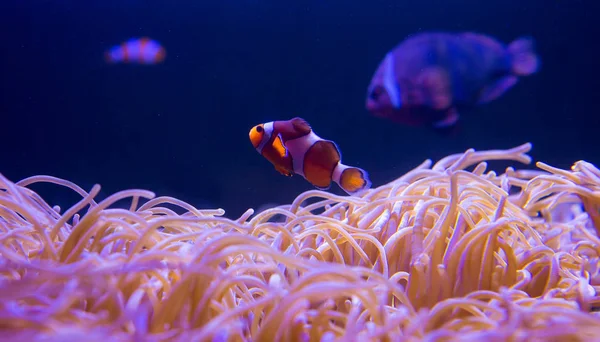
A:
[272, 134, 288, 158]
[334, 164, 372, 196]
[275, 165, 293, 177]
[290, 117, 312, 135]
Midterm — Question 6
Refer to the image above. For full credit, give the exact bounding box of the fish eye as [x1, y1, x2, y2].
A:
[256, 126, 263, 133]
[370, 87, 383, 101]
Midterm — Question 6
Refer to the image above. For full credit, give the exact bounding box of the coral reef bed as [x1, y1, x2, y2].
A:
[1, 143, 600, 341]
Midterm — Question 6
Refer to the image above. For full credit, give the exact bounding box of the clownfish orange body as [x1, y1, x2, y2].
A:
[249, 117, 372, 195]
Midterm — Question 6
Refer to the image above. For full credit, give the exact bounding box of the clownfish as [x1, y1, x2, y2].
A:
[366, 32, 539, 133]
[104, 37, 166, 65]
[249, 117, 372, 195]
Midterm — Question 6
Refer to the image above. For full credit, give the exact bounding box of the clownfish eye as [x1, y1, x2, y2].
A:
[256, 125, 263, 133]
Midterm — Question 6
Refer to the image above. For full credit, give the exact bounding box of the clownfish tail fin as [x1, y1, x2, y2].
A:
[333, 164, 372, 196]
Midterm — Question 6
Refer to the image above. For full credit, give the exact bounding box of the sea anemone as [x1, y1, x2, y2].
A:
[1, 142, 600, 341]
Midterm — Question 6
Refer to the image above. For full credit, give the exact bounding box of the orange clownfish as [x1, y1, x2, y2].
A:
[249, 117, 372, 195]
[104, 37, 166, 65]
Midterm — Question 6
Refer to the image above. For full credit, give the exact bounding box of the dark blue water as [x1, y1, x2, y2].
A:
[1, 0, 597, 217]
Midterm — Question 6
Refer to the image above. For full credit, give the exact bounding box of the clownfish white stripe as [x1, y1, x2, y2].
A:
[331, 163, 347, 185]
[256, 121, 274, 153]
[285, 131, 321, 177]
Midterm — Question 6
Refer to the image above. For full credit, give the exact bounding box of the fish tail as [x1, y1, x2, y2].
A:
[333, 163, 372, 196]
[508, 36, 540, 76]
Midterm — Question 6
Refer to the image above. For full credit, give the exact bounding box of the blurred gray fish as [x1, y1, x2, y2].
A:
[366, 32, 540, 132]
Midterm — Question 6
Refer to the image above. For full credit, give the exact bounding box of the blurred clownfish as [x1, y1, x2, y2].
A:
[366, 32, 540, 133]
[249, 117, 372, 195]
[104, 37, 166, 65]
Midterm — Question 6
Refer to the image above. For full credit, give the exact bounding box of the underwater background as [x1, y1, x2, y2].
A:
[1, 0, 597, 218]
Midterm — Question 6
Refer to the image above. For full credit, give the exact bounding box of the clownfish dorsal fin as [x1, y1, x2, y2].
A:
[290, 117, 312, 136]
